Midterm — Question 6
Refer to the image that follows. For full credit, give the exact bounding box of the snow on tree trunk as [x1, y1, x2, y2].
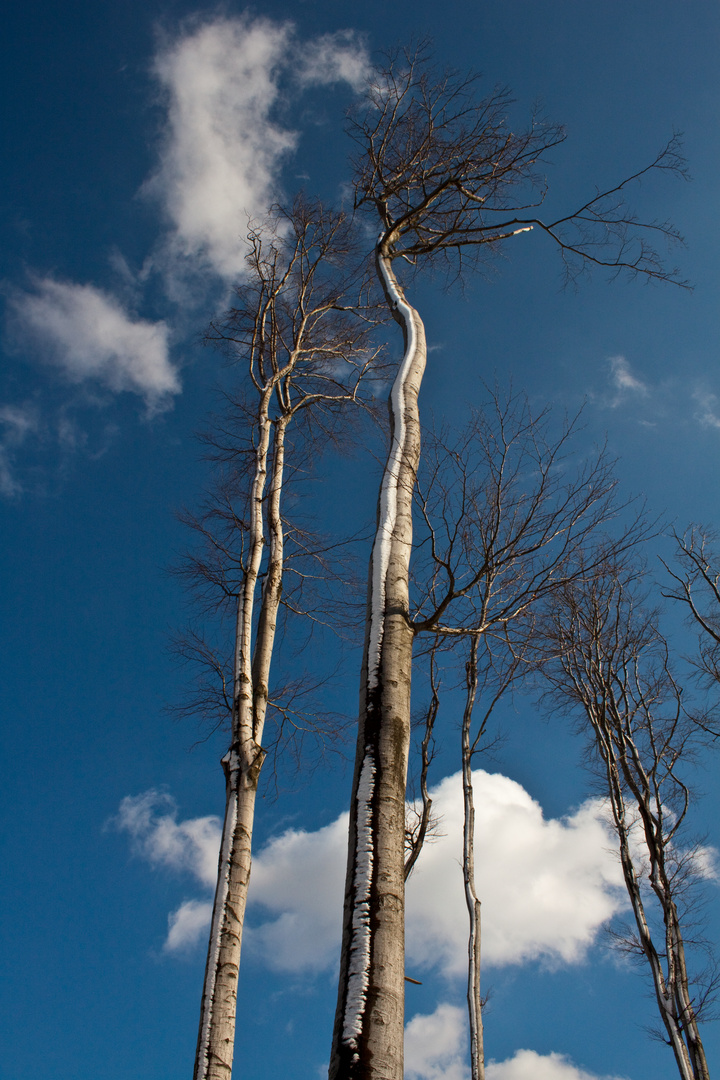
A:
[329, 246, 426, 1080]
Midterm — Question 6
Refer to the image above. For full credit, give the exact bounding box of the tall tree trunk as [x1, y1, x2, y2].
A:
[462, 636, 485, 1080]
[329, 247, 426, 1080]
[595, 723, 708, 1080]
[194, 414, 287, 1080]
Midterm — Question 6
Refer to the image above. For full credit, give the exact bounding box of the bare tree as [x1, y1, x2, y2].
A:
[329, 44, 687, 1080]
[185, 198, 379, 1080]
[459, 635, 521, 1080]
[664, 527, 720, 712]
[410, 398, 648, 640]
[403, 643, 440, 881]
[536, 559, 714, 1080]
[408, 395, 648, 1079]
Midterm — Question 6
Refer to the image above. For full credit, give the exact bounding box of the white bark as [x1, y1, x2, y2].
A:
[461, 636, 485, 1080]
[193, 414, 287, 1080]
[329, 244, 426, 1080]
[549, 580, 711, 1080]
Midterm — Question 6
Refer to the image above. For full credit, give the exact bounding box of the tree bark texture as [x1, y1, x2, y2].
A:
[193, 415, 287, 1080]
[461, 636, 485, 1080]
[595, 722, 709, 1080]
[329, 248, 426, 1080]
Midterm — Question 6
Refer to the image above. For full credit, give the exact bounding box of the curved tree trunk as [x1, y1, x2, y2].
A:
[329, 248, 426, 1080]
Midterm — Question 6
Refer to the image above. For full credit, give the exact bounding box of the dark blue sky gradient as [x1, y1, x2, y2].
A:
[2, 3, 720, 1079]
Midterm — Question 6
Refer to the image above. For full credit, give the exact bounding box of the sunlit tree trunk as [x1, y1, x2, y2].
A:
[539, 567, 711, 1080]
[329, 245, 426, 1080]
[461, 636, 485, 1080]
[194, 413, 287, 1080]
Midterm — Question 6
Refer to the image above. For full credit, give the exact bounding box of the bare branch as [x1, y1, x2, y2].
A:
[349, 49, 688, 287]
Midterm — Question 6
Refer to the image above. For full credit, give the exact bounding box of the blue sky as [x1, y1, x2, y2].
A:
[2, 3, 720, 1079]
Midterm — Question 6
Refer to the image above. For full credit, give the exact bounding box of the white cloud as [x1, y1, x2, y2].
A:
[486, 1049, 626, 1080]
[145, 17, 371, 285]
[115, 790, 221, 890]
[9, 278, 178, 413]
[405, 773, 624, 974]
[0, 403, 39, 496]
[405, 1003, 469, 1080]
[146, 15, 297, 283]
[0, 403, 38, 440]
[245, 814, 349, 972]
[693, 388, 720, 430]
[244, 773, 624, 976]
[165, 899, 214, 952]
[608, 356, 648, 403]
[119, 771, 625, 967]
[297, 30, 371, 91]
[404, 1005, 626, 1080]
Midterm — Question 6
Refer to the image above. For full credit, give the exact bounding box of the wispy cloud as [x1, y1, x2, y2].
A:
[296, 29, 371, 91]
[3, 16, 371, 475]
[0, 403, 39, 496]
[117, 771, 625, 965]
[145, 17, 371, 286]
[114, 790, 221, 890]
[693, 388, 720, 429]
[8, 278, 179, 414]
[608, 355, 648, 405]
[146, 15, 298, 284]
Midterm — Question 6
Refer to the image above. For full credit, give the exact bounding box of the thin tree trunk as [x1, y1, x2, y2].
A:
[329, 246, 426, 1080]
[194, 415, 287, 1080]
[594, 720, 708, 1080]
[462, 635, 485, 1080]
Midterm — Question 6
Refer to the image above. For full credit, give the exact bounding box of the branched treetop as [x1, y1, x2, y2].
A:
[663, 527, 720, 696]
[205, 195, 382, 440]
[409, 392, 649, 640]
[172, 197, 380, 748]
[349, 44, 689, 284]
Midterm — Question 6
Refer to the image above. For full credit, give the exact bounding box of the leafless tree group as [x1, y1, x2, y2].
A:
[173, 43, 712, 1080]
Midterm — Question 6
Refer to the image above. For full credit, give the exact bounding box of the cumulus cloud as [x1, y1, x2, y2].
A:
[251, 772, 632, 975]
[403, 1004, 626, 1080]
[9, 278, 179, 413]
[405, 1003, 469, 1080]
[114, 790, 221, 890]
[608, 356, 648, 403]
[165, 899, 214, 952]
[486, 1049, 626, 1080]
[405, 772, 623, 974]
[242, 772, 624, 975]
[246, 814, 349, 972]
[119, 771, 626, 966]
[146, 17, 370, 284]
